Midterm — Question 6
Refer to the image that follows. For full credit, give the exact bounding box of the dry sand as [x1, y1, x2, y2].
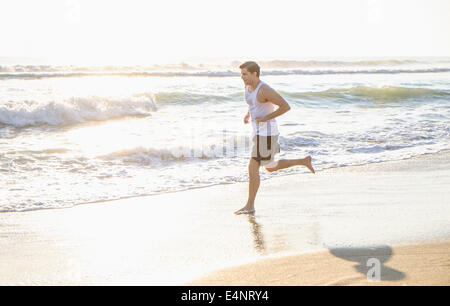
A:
[187, 240, 450, 286]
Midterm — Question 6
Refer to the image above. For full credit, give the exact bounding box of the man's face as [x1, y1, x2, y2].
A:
[240, 68, 257, 85]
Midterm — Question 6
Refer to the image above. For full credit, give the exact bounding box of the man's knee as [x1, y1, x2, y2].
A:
[264, 160, 278, 172]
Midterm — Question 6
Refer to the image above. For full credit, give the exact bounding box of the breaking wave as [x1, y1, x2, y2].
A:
[0, 94, 157, 127]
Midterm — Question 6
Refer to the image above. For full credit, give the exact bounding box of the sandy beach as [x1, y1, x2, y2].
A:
[2, 0, 450, 288]
[1, 150, 450, 285]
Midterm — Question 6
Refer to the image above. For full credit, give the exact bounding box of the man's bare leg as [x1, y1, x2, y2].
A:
[234, 158, 260, 214]
[265, 155, 315, 173]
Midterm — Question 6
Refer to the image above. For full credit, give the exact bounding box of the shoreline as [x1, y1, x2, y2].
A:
[3, 148, 450, 214]
[1, 149, 449, 285]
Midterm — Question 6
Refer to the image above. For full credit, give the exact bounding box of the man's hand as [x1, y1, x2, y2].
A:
[244, 112, 250, 124]
[255, 116, 268, 123]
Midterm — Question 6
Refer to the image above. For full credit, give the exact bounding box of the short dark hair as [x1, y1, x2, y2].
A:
[239, 61, 260, 77]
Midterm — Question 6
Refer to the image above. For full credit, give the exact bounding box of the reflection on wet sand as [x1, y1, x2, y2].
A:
[246, 214, 266, 254]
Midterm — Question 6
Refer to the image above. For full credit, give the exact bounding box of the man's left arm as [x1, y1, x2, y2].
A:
[256, 86, 291, 122]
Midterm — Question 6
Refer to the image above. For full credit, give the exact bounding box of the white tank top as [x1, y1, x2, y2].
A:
[245, 80, 279, 136]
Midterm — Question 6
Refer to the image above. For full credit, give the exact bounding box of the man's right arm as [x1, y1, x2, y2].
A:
[244, 110, 250, 124]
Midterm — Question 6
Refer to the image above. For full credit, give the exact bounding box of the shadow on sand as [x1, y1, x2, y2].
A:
[328, 245, 406, 282]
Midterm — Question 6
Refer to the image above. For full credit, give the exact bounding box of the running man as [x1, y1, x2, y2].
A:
[234, 61, 315, 215]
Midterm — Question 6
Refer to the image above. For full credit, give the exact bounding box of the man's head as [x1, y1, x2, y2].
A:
[239, 61, 260, 86]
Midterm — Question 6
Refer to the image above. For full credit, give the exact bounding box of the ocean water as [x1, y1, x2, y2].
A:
[1, 57, 450, 212]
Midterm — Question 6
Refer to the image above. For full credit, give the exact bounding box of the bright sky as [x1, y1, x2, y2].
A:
[1, 0, 449, 64]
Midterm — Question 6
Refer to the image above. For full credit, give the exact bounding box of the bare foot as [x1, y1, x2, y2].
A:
[234, 205, 255, 215]
[304, 156, 315, 174]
